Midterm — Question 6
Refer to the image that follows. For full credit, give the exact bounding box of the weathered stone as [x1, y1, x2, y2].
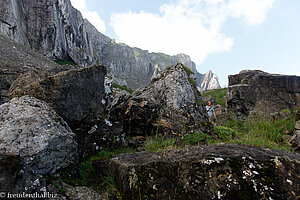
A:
[227, 70, 300, 120]
[290, 130, 300, 150]
[61, 183, 104, 200]
[295, 120, 300, 130]
[110, 144, 300, 200]
[111, 64, 211, 137]
[9, 65, 106, 128]
[0, 96, 77, 175]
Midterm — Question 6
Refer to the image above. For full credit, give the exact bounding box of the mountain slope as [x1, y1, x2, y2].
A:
[0, 0, 220, 90]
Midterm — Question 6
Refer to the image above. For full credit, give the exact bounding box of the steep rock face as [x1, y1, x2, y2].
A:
[0, 0, 221, 90]
[0, 35, 67, 105]
[100, 41, 198, 89]
[110, 64, 211, 136]
[9, 65, 107, 128]
[110, 144, 300, 200]
[197, 70, 222, 91]
[227, 70, 300, 120]
[0, 96, 77, 183]
[0, 0, 97, 66]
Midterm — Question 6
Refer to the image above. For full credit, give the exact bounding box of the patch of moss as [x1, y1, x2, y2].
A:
[179, 63, 194, 76]
[55, 60, 78, 66]
[112, 82, 133, 94]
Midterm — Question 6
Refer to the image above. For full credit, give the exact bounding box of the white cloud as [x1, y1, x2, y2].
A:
[111, 0, 274, 63]
[70, 0, 106, 33]
[297, 72, 300, 76]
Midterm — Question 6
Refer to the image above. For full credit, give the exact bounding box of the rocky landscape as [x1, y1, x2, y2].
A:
[0, 0, 300, 200]
[0, 0, 221, 90]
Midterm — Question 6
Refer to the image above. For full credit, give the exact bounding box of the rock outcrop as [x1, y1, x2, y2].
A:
[227, 70, 300, 120]
[109, 144, 300, 200]
[9, 65, 107, 128]
[110, 64, 211, 136]
[0, 96, 77, 193]
[290, 110, 300, 151]
[197, 70, 222, 92]
[0, 0, 221, 90]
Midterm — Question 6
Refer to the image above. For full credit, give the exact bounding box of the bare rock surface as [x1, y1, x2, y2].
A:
[110, 144, 300, 200]
[110, 64, 211, 136]
[9, 65, 106, 128]
[0, 96, 77, 174]
[227, 70, 300, 120]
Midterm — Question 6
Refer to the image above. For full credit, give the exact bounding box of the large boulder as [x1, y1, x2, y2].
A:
[110, 144, 300, 200]
[110, 63, 211, 136]
[10, 65, 107, 128]
[0, 96, 77, 192]
[0, 96, 77, 174]
[227, 70, 300, 120]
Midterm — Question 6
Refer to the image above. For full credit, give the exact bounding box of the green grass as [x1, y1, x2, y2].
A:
[183, 132, 210, 145]
[202, 88, 227, 107]
[143, 115, 296, 152]
[112, 82, 133, 94]
[214, 116, 296, 151]
[144, 135, 177, 152]
[59, 147, 135, 186]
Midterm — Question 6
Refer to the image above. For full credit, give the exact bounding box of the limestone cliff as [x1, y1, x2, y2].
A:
[0, 0, 220, 90]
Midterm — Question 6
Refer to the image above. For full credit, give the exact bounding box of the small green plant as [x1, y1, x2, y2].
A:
[112, 82, 133, 94]
[180, 63, 194, 76]
[188, 77, 197, 88]
[144, 136, 177, 152]
[183, 132, 211, 145]
[280, 108, 291, 113]
[213, 125, 236, 142]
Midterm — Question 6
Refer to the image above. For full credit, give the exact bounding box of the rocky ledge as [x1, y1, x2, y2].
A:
[110, 144, 300, 200]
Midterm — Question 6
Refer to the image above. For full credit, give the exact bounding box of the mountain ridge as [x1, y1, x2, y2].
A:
[0, 0, 221, 90]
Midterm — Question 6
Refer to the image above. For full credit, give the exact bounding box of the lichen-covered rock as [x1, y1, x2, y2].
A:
[227, 70, 300, 120]
[60, 183, 105, 200]
[109, 144, 300, 200]
[9, 65, 106, 128]
[0, 96, 77, 175]
[111, 64, 211, 136]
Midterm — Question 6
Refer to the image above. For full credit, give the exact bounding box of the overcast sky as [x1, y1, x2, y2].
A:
[70, 0, 300, 87]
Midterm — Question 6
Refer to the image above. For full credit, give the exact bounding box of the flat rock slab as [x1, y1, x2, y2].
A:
[110, 144, 300, 200]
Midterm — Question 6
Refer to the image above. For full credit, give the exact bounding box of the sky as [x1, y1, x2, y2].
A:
[70, 0, 300, 87]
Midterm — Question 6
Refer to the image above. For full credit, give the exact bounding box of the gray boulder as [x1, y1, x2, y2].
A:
[111, 63, 211, 136]
[0, 96, 77, 175]
[109, 144, 300, 200]
[227, 70, 300, 120]
[9, 65, 107, 128]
